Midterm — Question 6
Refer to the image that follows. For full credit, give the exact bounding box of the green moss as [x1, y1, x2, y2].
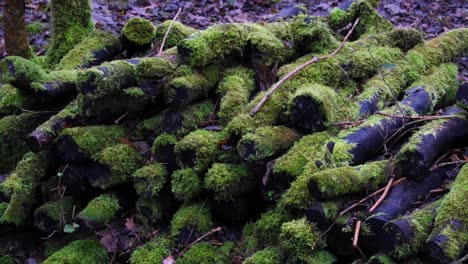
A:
[136, 57, 177, 79]
[155, 20, 196, 48]
[204, 163, 253, 201]
[26, 21, 46, 34]
[175, 130, 220, 173]
[1, 151, 52, 225]
[217, 67, 256, 125]
[177, 242, 234, 264]
[136, 197, 163, 225]
[244, 247, 281, 264]
[130, 236, 172, 264]
[123, 17, 156, 46]
[279, 218, 324, 261]
[132, 164, 167, 198]
[166, 100, 214, 136]
[238, 126, 300, 162]
[92, 144, 143, 189]
[35, 101, 80, 136]
[46, 0, 94, 67]
[171, 168, 201, 201]
[309, 160, 387, 199]
[0, 56, 49, 85]
[33, 197, 75, 232]
[170, 203, 213, 238]
[242, 208, 292, 254]
[279, 169, 317, 211]
[56, 30, 120, 70]
[289, 15, 338, 54]
[77, 194, 119, 224]
[302, 250, 336, 264]
[43, 239, 108, 264]
[348, 0, 393, 37]
[0, 84, 25, 117]
[329, 8, 349, 29]
[273, 131, 334, 179]
[60, 125, 125, 159]
[0, 202, 8, 216]
[346, 46, 402, 80]
[366, 254, 395, 264]
[0, 256, 15, 264]
[152, 133, 177, 154]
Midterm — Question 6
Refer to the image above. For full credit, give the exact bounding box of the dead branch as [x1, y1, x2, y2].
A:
[339, 177, 406, 216]
[250, 18, 361, 116]
[376, 112, 461, 120]
[352, 220, 361, 248]
[430, 160, 468, 170]
[179, 226, 223, 255]
[158, 7, 182, 56]
[369, 176, 395, 213]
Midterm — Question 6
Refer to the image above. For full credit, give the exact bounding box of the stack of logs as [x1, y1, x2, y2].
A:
[0, 0, 467, 263]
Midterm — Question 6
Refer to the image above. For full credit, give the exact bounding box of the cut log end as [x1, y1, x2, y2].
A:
[290, 95, 327, 133]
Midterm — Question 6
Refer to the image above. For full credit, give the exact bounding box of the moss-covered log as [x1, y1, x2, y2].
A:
[43, 239, 108, 264]
[217, 67, 256, 125]
[132, 163, 167, 198]
[33, 196, 75, 233]
[136, 57, 177, 96]
[46, 0, 94, 67]
[74, 193, 119, 230]
[55, 125, 125, 162]
[384, 200, 439, 259]
[0, 113, 50, 172]
[306, 200, 343, 230]
[56, 30, 121, 70]
[163, 65, 221, 108]
[27, 102, 84, 152]
[0, 151, 53, 226]
[328, 63, 459, 166]
[130, 236, 172, 264]
[174, 130, 221, 173]
[308, 160, 388, 200]
[394, 105, 468, 180]
[244, 247, 281, 264]
[151, 133, 178, 172]
[177, 242, 234, 264]
[136, 100, 214, 139]
[122, 17, 156, 54]
[0, 84, 27, 117]
[170, 203, 213, 243]
[426, 164, 468, 264]
[171, 168, 202, 201]
[362, 168, 447, 252]
[238, 126, 301, 162]
[155, 20, 196, 49]
[204, 163, 254, 201]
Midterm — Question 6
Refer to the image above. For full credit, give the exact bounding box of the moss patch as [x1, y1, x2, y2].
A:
[132, 164, 168, 198]
[155, 20, 196, 49]
[175, 130, 221, 173]
[171, 168, 201, 201]
[204, 163, 253, 201]
[170, 203, 213, 238]
[177, 242, 234, 264]
[77, 194, 119, 224]
[279, 218, 324, 261]
[122, 17, 156, 46]
[43, 239, 108, 264]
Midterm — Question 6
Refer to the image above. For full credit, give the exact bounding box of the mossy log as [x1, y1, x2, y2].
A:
[0, 151, 53, 226]
[130, 236, 173, 264]
[56, 30, 121, 70]
[163, 65, 221, 108]
[46, 0, 94, 67]
[132, 163, 167, 198]
[238, 126, 301, 162]
[151, 133, 178, 172]
[204, 163, 255, 201]
[394, 105, 468, 180]
[0, 113, 51, 172]
[170, 202, 213, 243]
[426, 164, 468, 264]
[155, 20, 196, 49]
[27, 102, 85, 152]
[77, 59, 138, 98]
[33, 196, 75, 233]
[384, 200, 439, 259]
[136, 99, 214, 139]
[55, 125, 125, 162]
[0, 84, 28, 117]
[328, 63, 459, 166]
[177, 242, 235, 264]
[244, 247, 281, 264]
[308, 160, 388, 200]
[43, 239, 108, 264]
[362, 168, 447, 252]
[306, 200, 343, 230]
[136, 57, 177, 96]
[171, 168, 202, 201]
[122, 17, 156, 54]
[365, 254, 395, 264]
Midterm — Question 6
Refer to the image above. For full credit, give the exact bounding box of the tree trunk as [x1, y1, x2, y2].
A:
[3, 0, 31, 59]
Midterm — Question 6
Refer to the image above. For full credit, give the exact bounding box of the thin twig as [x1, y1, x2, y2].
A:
[158, 7, 182, 56]
[311, 219, 337, 250]
[250, 18, 361, 116]
[340, 177, 406, 216]
[179, 227, 223, 255]
[21, 107, 57, 114]
[450, 253, 468, 264]
[376, 112, 461, 120]
[431, 160, 468, 170]
[353, 220, 361, 248]
[114, 111, 129, 124]
[369, 177, 395, 213]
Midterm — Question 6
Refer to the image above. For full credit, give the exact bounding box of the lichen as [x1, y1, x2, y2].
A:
[56, 30, 120, 70]
[175, 130, 221, 173]
[238, 126, 300, 162]
[204, 163, 253, 201]
[170, 203, 213, 238]
[92, 144, 143, 189]
[46, 0, 94, 67]
[155, 20, 196, 49]
[177, 242, 234, 264]
[279, 218, 324, 261]
[43, 239, 108, 264]
[122, 17, 156, 46]
[244, 247, 281, 264]
[130, 236, 172, 264]
[77, 194, 119, 225]
[132, 164, 167, 198]
[309, 160, 387, 199]
[0, 84, 26, 117]
[171, 168, 202, 201]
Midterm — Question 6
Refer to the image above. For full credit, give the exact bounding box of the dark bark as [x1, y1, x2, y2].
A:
[211, 191, 265, 225]
[306, 200, 343, 231]
[3, 0, 31, 59]
[426, 221, 466, 264]
[326, 215, 356, 257]
[361, 168, 447, 252]
[394, 106, 468, 180]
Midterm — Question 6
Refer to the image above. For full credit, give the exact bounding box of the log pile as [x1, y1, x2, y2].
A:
[0, 0, 467, 263]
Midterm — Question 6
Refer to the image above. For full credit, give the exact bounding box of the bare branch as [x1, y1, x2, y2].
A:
[369, 176, 395, 213]
[158, 7, 182, 56]
[179, 226, 223, 255]
[353, 220, 362, 248]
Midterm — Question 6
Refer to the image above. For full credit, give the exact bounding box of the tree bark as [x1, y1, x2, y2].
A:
[3, 0, 31, 59]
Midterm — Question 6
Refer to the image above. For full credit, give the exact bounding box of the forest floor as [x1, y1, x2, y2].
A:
[0, 0, 466, 79]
